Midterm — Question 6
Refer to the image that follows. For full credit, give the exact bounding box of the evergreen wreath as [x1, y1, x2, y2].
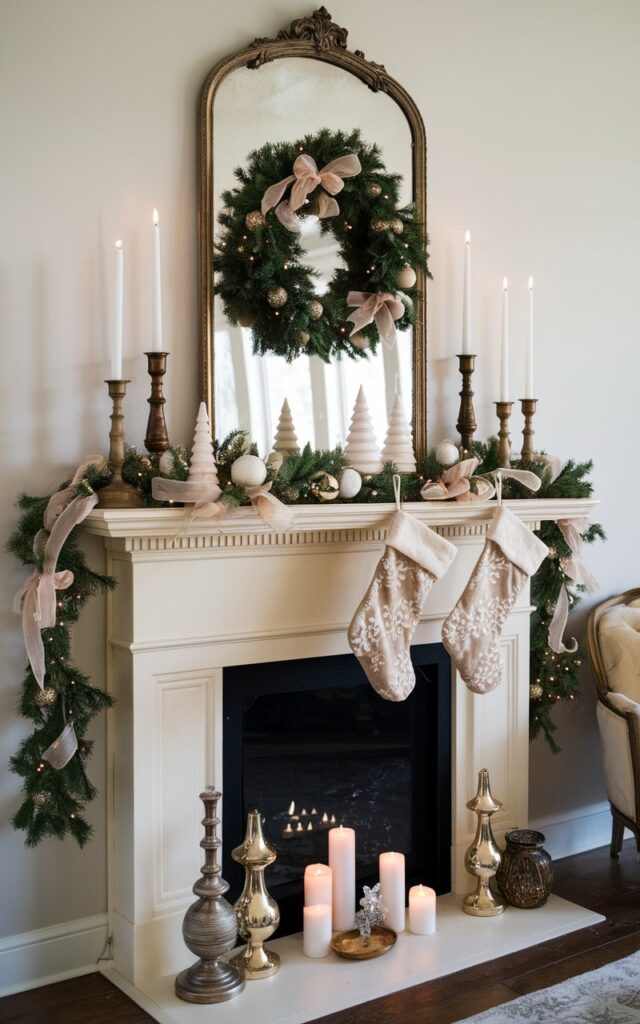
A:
[213, 128, 429, 362]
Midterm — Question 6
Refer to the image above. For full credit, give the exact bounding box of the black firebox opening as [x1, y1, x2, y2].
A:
[223, 645, 451, 936]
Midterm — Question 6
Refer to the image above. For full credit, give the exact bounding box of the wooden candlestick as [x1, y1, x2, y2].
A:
[495, 401, 513, 469]
[456, 354, 477, 451]
[520, 398, 538, 463]
[176, 788, 245, 1004]
[99, 380, 143, 508]
[144, 351, 170, 454]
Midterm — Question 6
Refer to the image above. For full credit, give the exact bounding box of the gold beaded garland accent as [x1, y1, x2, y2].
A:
[529, 683, 544, 700]
[267, 287, 288, 309]
[35, 688, 57, 708]
[245, 210, 265, 230]
[367, 182, 382, 198]
[309, 299, 324, 320]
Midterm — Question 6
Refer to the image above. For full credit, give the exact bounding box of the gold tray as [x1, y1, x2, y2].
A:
[331, 926, 397, 960]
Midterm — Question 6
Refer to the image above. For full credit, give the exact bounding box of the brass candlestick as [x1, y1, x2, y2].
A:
[99, 380, 143, 508]
[176, 788, 245, 1004]
[144, 351, 170, 454]
[495, 400, 513, 469]
[463, 769, 505, 918]
[456, 354, 477, 451]
[230, 810, 280, 980]
[520, 398, 538, 463]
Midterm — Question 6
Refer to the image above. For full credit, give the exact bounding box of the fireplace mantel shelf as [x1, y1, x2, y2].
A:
[85, 497, 598, 546]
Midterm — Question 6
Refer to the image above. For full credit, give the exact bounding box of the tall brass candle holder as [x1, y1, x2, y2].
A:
[456, 354, 477, 451]
[176, 788, 245, 1004]
[99, 380, 143, 508]
[144, 351, 170, 454]
[231, 810, 280, 979]
[463, 769, 505, 917]
[520, 398, 538, 463]
[495, 400, 513, 469]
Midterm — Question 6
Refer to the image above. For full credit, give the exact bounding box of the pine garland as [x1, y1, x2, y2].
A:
[213, 128, 429, 362]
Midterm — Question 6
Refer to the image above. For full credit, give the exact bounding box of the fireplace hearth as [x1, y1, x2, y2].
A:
[223, 645, 451, 935]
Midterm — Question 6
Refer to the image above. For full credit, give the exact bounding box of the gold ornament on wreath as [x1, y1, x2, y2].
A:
[35, 687, 57, 708]
[213, 127, 429, 363]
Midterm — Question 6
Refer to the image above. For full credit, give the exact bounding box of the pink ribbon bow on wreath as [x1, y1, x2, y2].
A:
[346, 291, 405, 349]
[261, 152, 361, 232]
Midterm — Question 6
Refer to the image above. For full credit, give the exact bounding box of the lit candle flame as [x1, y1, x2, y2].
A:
[296, 822, 303, 832]
[153, 208, 159, 227]
[288, 801, 295, 816]
[307, 822, 313, 831]
[115, 240, 123, 250]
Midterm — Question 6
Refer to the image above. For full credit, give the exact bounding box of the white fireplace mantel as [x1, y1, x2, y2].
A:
[82, 497, 598, 1000]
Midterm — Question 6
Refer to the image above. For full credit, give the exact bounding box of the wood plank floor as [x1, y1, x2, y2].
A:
[1, 839, 638, 1024]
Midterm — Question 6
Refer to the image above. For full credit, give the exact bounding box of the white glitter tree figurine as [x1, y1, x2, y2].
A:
[345, 386, 383, 474]
[273, 399, 300, 456]
[382, 394, 417, 473]
[189, 402, 219, 488]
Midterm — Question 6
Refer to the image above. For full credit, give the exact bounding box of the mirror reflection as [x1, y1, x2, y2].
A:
[213, 57, 414, 455]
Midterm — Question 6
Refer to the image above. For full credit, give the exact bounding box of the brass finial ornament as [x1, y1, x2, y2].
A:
[98, 380, 143, 508]
[463, 769, 505, 917]
[175, 788, 245, 1004]
[230, 810, 281, 979]
[456, 354, 477, 450]
[495, 401, 513, 469]
[520, 397, 537, 463]
[144, 351, 170, 454]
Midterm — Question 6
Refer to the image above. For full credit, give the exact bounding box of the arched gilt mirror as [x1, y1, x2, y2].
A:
[199, 7, 427, 457]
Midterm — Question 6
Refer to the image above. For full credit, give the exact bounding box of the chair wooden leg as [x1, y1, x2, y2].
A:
[611, 815, 624, 858]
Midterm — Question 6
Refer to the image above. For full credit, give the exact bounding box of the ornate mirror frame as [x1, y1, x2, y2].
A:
[198, 6, 428, 456]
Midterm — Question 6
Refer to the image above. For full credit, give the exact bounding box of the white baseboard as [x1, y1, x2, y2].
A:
[529, 800, 631, 861]
[0, 913, 109, 997]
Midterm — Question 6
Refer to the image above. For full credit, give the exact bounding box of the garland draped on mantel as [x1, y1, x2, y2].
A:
[8, 436, 602, 846]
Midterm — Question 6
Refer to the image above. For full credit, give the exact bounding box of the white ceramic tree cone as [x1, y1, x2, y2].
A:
[273, 398, 300, 455]
[188, 402, 219, 488]
[345, 386, 383, 475]
[382, 394, 417, 473]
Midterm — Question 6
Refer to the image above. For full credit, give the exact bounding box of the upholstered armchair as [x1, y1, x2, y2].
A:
[587, 589, 640, 856]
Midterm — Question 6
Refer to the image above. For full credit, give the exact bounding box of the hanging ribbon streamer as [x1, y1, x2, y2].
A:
[261, 152, 361, 232]
[13, 457, 105, 689]
[246, 482, 294, 532]
[548, 517, 599, 653]
[346, 291, 405, 348]
[152, 475, 292, 532]
[421, 462, 541, 503]
[41, 720, 78, 771]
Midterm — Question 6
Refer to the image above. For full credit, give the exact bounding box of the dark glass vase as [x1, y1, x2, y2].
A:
[496, 829, 553, 909]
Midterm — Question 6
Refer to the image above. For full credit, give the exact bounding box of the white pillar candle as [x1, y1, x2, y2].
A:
[112, 240, 124, 379]
[499, 276, 509, 402]
[303, 904, 332, 958]
[462, 230, 471, 354]
[409, 884, 436, 935]
[525, 275, 534, 398]
[379, 851, 406, 933]
[152, 208, 163, 351]
[328, 826, 355, 931]
[304, 864, 332, 912]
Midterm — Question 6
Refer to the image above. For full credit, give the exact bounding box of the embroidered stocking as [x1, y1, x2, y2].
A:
[442, 506, 548, 694]
[348, 507, 457, 701]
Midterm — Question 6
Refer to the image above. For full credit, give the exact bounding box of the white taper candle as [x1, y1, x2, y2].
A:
[112, 240, 123, 379]
[499, 276, 509, 402]
[525, 276, 534, 398]
[462, 230, 471, 354]
[152, 208, 163, 351]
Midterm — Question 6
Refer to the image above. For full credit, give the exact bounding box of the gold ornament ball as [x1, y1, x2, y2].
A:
[139, 456, 151, 470]
[32, 792, 49, 808]
[245, 210, 265, 230]
[350, 332, 370, 351]
[367, 182, 382, 198]
[310, 471, 339, 501]
[35, 687, 57, 708]
[309, 299, 324, 320]
[371, 218, 388, 233]
[395, 266, 417, 289]
[391, 218, 404, 235]
[238, 311, 256, 328]
[529, 683, 544, 700]
[297, 331, 310, 347]
[267, 287, 288, 309]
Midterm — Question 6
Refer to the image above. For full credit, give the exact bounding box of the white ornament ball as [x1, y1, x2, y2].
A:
[159, 450, 174, 475]
[230, 453, 267, 488]
[339, 467, 362, 499]
[395, 266, 417, 289]
[435, 439, 460, 466]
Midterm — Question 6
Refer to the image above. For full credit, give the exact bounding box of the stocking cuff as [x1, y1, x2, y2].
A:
[487, 506, 548, 577]
[387, 511, 457, 579]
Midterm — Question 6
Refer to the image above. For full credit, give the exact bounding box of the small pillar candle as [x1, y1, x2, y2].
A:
[303, 904, 332, 958]
[409, 884, 436, 935]
[328, 826, 355, 931]
[379, 851, 406, 933]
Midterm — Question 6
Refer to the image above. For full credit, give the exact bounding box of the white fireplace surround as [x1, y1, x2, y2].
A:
[83, 496, 598, 1015]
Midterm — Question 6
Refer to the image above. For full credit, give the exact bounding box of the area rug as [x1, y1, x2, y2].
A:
[459, 949, 640, 1023]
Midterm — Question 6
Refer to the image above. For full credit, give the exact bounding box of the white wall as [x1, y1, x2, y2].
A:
[0, 0, 638, 956]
